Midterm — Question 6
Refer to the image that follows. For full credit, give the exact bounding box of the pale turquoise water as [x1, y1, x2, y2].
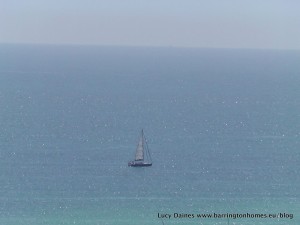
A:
[0, 44, 299, 224]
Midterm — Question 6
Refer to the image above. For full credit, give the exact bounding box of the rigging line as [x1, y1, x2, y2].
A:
[145, 137, 152, 162]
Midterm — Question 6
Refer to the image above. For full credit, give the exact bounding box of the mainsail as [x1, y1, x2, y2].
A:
[135, 137, 144, 161]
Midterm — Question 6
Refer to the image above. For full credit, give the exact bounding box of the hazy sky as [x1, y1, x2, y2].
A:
[1, 0, 300, 49]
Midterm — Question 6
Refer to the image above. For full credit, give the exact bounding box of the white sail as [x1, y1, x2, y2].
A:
[128, 129, 152, 167]
[135, 137, 144, 161]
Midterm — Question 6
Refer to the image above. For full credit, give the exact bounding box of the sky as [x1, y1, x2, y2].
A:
[1, 0, 300, 49]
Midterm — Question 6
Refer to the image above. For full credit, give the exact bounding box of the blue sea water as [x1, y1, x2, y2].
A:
[0, 44, 299, 225]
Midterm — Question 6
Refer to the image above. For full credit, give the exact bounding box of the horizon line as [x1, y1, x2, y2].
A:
[1, 41, 300, 51]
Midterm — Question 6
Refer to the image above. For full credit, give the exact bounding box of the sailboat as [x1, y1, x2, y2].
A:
[128, 129, 152, 167]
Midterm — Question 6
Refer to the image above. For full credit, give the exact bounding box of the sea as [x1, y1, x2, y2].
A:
[0, 44, 299, 225]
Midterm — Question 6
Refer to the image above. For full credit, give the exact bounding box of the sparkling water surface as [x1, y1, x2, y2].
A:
[0, 44, 299, 224]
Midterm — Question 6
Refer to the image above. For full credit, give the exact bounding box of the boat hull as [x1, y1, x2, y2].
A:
[128, 161, 152, 167]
